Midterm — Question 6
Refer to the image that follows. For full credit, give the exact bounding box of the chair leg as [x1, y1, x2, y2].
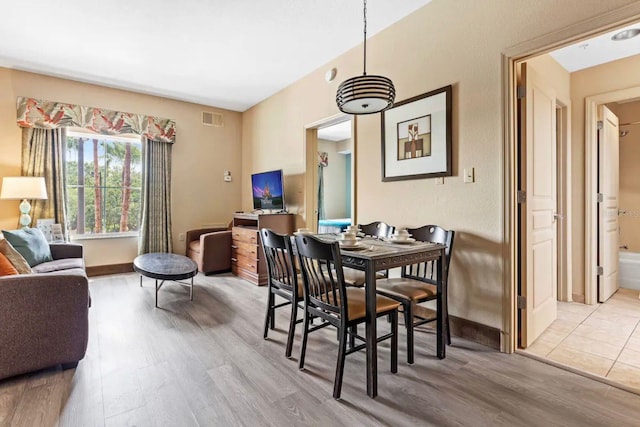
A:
[285, 298, 297, 358]
[270, 296, 276, 330]
[263, 290, 273, 339]
[445, 298, 452, 346]
[391, 311, 398, 373]
[299, 309, 310, 370]
[333, 325, 347, 399]
[349, 324, 357, 349]
[405, 302, 415, 364]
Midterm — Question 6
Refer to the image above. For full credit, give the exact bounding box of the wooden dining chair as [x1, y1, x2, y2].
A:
[294, 234, 400, 399]
[342, 221, 396, 287]
[376, 225, 455, 364]
[260, 228, 303, 358]
[358, 221, 395, 239]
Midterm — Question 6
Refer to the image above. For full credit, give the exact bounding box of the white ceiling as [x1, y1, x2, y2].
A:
[318, 120, 352, 141]
[551, 22, 640, 72]
[0, 0, 432, 112]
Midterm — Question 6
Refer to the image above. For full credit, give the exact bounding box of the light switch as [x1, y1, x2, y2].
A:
[464, 167, 475, 183]
[435, 177, 444, 185]
[224, 170, 232, 182]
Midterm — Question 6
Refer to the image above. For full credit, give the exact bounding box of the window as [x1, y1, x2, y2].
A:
[65, 131, 142, 237]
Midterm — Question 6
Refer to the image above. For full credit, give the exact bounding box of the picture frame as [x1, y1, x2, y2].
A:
[36, 218, 55, 242]
[381, 85, 452, 181]
[50, 223, 64, 242]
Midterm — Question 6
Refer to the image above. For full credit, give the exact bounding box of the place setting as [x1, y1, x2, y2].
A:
[337, 227, 370, 251]
[384, 228, 416, 244]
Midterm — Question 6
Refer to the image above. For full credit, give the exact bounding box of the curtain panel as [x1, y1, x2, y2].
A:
[16, 97, 176, 143]
[21, 128, 68, 234]
[138, 137, 173, 254]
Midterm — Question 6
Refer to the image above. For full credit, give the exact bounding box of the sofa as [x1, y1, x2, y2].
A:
[0, 243, 89, 380]
[186, 227, 232, 274]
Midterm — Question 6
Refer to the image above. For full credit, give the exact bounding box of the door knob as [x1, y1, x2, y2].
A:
[553, 213, 564, 222]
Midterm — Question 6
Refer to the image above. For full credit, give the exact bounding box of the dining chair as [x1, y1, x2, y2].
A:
[294, 234, 400, 399]
[342, 221, 396, 287]
[358, 221, 395, 239]
[260, 228, 302, 358]
[376, 225, 455, 364]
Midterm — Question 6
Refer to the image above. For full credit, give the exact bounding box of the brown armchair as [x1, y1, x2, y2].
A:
[185, 227, 232, 274]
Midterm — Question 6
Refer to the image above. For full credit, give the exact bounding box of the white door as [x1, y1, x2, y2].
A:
[520, 63, 558, 347]
[598, 105, 620, 302]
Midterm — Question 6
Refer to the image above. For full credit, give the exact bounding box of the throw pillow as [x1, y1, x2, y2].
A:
[0, 239, 32, 274]
[0, 252, 18, 276]
[1, 228, 52, 267]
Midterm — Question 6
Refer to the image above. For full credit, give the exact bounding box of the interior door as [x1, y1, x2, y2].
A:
[598, 105, 620, 302]
[520, 63, 558, 347]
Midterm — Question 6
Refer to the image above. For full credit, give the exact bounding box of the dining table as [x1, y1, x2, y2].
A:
[315, 234, 447, 398]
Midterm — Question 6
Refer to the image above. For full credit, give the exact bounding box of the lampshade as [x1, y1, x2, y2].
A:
[0, 177, 48, 200]
[336, 75, 395, 114]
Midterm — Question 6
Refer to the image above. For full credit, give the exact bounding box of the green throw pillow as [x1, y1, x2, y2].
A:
[1, 228, 52, 267]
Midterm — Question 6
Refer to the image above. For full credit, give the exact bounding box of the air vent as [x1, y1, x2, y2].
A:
[202, 111, 224, 127]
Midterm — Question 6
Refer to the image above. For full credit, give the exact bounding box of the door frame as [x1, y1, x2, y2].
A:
[501, 4, 640, 353]
[585, 87, 640, 304]
[556, 101, 572, 303]
[303, 114, 356, 232]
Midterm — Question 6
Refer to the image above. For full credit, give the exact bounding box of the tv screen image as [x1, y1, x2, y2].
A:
[251, 169, 285, 211]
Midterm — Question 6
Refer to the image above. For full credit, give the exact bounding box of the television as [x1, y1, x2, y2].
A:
[251, 169, 285, 211]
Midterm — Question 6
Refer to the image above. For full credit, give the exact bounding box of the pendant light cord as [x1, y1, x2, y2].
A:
[363, 0, 367, 76]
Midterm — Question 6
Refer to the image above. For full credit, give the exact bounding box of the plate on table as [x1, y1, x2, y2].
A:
[339, 241, 366, 250]
[385, 237, 416, 244]
[338, 240, 365, 250]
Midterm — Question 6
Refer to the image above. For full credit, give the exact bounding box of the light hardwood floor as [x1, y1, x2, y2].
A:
[2, 272, 640, 426]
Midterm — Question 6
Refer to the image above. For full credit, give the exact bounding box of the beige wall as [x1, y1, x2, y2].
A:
[571, 54, 640, 296]
[318, 138, 350, 219]
[0, 68, 243, 266]
[242, 0, 637, 330]
[606, 101, 640, 253]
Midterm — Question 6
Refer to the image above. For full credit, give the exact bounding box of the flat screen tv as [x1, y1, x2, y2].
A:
[251, 169, 285, 211]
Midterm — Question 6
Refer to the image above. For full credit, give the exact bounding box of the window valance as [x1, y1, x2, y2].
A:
[16, 97, 176, 143]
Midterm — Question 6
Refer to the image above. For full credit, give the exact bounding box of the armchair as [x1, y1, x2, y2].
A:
[185, 227, 232, 274]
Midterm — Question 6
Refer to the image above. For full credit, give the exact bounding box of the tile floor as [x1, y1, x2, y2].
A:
[524, 288, 640, 391]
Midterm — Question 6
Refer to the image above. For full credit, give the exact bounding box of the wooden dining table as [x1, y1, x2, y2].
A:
[316, 234, 447, 398]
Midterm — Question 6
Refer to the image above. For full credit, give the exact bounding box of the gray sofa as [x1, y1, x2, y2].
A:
[0, 243, 89, 380]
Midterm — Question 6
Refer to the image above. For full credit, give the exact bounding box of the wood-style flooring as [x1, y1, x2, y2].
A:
[2, 272, 640, 426]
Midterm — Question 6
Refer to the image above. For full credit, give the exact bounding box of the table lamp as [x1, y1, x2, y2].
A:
[0, 176, 48, 228]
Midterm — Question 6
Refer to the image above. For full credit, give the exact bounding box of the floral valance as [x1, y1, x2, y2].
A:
[16, 97, 176, 143]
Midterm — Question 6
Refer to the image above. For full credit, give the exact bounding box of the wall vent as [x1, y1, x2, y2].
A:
[202, 111, 224, 127]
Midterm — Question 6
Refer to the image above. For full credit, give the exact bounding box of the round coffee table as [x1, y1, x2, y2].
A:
[133, 253, 198, 308]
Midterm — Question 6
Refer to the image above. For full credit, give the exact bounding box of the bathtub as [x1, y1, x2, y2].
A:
[619, 251, 640, 290]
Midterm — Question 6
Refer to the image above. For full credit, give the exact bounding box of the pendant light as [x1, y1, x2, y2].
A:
[336, 0, 396, 115]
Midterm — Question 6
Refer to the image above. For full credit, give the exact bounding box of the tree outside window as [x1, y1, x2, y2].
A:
[65, 132, 142, 236]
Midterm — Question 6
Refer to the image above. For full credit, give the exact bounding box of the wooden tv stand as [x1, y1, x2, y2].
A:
[231, 212, 295, 286]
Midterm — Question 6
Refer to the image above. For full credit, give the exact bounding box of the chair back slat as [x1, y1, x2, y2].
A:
[260, 228, 297, 295]
[402, 225, 455, 285]
[358, 221, 395, 238]
[295, 234, 346, 317]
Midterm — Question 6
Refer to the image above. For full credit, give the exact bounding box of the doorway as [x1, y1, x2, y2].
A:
[303, 115, 355, 232]
[508, 16, 640, 392]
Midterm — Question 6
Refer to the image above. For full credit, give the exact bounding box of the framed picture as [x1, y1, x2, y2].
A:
[381, 85, 452, 181]
[50, 224, 64, 242]
[36, 218, 55, 242]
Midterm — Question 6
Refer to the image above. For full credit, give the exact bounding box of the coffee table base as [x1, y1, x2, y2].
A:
[139, 276, 194, 308]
